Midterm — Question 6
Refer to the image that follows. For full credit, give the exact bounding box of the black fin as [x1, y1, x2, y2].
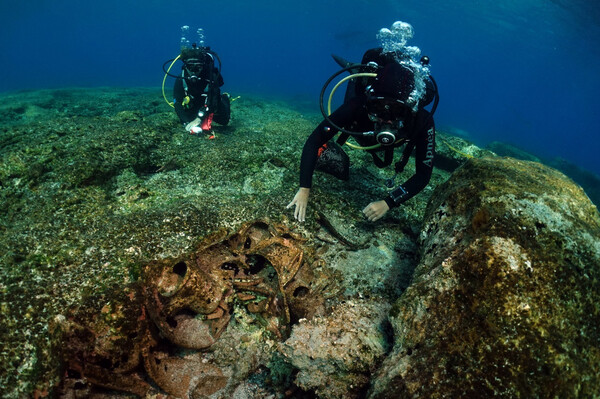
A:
[331, 54, 354, 69]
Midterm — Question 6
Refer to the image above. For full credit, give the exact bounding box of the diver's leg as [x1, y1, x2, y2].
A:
[213, 93, 231, 125]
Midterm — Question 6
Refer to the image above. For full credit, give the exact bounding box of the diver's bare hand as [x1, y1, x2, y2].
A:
[362, 200, 389, 222]
[286, 188, 310, 222]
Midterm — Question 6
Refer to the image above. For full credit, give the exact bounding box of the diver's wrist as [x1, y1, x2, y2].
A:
[384, 196, 396, 209]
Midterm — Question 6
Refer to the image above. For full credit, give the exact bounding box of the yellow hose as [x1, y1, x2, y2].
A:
[327, 73, 377, 115]
[162, 55, 181, 108]
[439, 136, 474, 159]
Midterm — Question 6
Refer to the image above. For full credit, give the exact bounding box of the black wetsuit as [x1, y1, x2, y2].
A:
[173, 55, 230, 127]
[299, 49, 435, 209]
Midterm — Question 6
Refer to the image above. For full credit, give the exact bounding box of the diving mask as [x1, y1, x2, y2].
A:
[183, 58, 204, 82]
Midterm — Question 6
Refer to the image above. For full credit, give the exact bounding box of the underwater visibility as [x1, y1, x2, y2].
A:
[1, 1, 600, 398]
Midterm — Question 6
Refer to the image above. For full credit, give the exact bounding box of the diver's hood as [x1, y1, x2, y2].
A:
[181, 47, 213, 72]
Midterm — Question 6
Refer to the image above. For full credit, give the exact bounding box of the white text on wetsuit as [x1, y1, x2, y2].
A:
[423, 127, 435, 167]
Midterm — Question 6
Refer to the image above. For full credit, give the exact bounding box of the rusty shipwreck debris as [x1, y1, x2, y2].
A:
[56, 220, 331, 397]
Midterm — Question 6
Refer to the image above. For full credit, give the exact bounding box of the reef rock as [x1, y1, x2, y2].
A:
[487, 141, 600, 207]
[369, 157, 600, 398]
[280, 299, 391, 399]
[434, 131, 495, 172]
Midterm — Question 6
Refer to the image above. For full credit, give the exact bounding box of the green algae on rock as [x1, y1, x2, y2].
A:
[434, 130, 496, 172]
[0, 88, 320, 397]
[487, 140, 600, 208]
[369, 157, 600, 398]
[3, 87, 599, 398]
[1, 88, 429, 397]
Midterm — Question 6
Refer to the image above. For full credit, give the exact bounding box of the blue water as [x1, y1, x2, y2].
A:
[1, 0, 599, 176]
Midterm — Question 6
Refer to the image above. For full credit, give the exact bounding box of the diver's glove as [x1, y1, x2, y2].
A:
[185, 117, 202, 133]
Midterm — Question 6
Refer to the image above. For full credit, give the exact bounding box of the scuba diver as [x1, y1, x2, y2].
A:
[287, 21, 439, 222]
[162, 26, 230, 136]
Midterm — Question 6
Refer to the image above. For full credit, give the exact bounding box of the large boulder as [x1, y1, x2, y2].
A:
[369, 157, 600, 398]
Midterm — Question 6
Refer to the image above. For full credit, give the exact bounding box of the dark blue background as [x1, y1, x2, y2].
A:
[1, 0, 599, 175]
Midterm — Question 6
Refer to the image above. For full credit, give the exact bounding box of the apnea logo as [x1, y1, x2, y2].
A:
[423, 127, 435, 167]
